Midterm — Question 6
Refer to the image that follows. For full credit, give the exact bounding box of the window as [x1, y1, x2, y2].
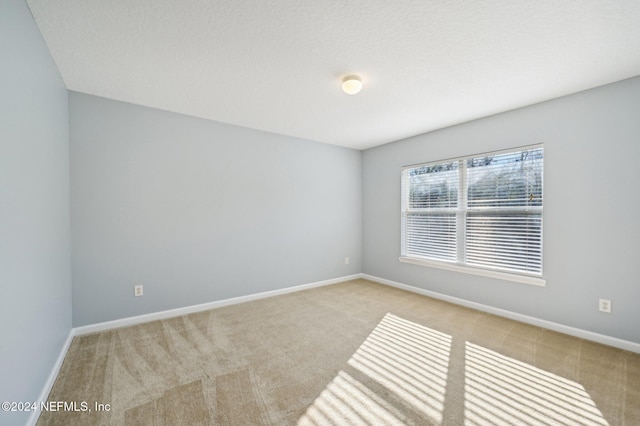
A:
[401, 145, 543, 284]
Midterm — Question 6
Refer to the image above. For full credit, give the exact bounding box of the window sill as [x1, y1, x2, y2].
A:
[398, 256, 546, 287]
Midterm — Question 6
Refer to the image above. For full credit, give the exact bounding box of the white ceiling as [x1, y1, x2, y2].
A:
[27, 0, 640, 150]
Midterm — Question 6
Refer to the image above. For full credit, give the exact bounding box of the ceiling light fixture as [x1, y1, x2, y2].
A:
[342, 75, 363, 95]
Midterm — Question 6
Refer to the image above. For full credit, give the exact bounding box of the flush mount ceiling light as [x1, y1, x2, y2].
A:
[341, 75, 363, 95]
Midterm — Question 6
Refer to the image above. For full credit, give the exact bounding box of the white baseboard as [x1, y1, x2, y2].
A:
[26, 329, 75, 426]
[74, 274, 362, 336]
[73, 271, 640, 352]
[362, 273, 640, 354]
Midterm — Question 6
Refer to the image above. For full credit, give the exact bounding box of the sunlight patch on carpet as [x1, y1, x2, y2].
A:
[297, 370, 404, 425]
[298, 313, 452, 425]
[464, 341, 609, 426]
[298, 313, 610, 425]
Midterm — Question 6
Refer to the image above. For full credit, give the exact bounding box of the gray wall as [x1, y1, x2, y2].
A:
[0, 1, 72, 425]
[363, 76, 640, 343]
[70, 93, 362, 326]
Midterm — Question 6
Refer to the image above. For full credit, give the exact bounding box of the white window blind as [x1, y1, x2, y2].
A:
[401, 145, 543, 277]
[402, 161, 458, 261]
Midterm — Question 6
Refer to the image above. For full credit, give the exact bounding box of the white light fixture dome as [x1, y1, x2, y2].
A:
[342, 75, 363, 95]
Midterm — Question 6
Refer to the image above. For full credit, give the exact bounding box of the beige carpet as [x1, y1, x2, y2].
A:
[38, 279, 640, 425]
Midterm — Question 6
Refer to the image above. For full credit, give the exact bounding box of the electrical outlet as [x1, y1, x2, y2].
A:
[134, 285, 143, 297]
[345, 257, 350, 265]
[598, 299, 611, 313]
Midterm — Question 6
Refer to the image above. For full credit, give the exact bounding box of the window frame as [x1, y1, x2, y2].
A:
[400, 144, 545, 287]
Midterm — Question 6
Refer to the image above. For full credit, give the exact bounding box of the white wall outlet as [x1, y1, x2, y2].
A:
[134, 285, 143, 297]
[345, 257, 350, 265]
[598, 298, 611, 313]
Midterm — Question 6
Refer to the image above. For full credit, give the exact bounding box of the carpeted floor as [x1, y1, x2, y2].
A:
[38, 279, 640, 425]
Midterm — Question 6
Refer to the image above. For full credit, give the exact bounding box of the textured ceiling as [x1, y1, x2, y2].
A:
[27, 0, 640, 150]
